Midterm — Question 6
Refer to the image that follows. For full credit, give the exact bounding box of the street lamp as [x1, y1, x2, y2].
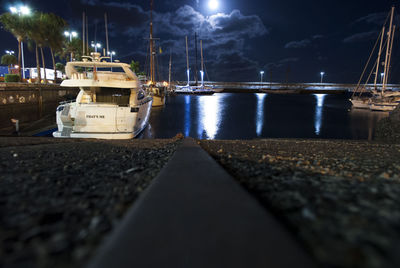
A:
[107, 51, 116, 71]
[260, 71, 265, 83]
[5, 50, 15, 55]
[107, 51, 116, 62]
[9, 5, 31, 79]
[320, 72, 325, 83]
[380, 73, 385, 84]
[64, 31, 78, 42]
[91, 42, 102, 53]
[64, 31, 77, 61]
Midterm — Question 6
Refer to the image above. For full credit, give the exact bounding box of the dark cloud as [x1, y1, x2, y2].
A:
[264, 57, 299, 70]
[284, 39, 311, 49]
[354, 12, 388, 26]
[342, 30, 379, 43]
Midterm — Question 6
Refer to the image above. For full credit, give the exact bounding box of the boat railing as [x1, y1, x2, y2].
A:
[59, 99, 75, 105]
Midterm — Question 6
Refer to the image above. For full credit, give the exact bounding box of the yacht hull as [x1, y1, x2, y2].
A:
[53, 97, 153, 139]
[370, 102, 398, 112]
[350, 98, 370, 109]
[152, 95, 166, 107]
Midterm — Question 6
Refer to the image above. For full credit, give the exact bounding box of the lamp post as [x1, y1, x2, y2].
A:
[260, 71, 265, 83]
[107, 51, 116, 62]
[107, 51, 116, 71]
[5, 50, 15, 55]
[320, 72, 325, 83]
[10, 5, 31, 79]
[91, 42, 102, 53]
[380, 73, 385, 84]
[64, 31, 77, 61]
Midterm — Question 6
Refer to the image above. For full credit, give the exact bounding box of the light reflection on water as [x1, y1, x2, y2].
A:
[197, 94, 223, 139]
[256, 93, 267, 136]
[142, 92, 389, 140]
[184, 95, 191, 137]
[314, 94, 327, 135]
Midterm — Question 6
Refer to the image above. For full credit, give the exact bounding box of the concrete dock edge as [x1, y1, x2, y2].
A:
[86, 138, 317, 268]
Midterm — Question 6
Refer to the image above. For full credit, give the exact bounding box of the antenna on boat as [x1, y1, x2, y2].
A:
[105, 13, 110, 56]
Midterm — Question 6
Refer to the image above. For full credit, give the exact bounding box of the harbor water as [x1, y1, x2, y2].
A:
[140, 92, 388, 140]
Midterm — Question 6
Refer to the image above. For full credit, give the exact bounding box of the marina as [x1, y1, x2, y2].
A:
[1, 1, 400, 268]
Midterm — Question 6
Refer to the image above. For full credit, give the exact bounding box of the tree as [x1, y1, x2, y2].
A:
[0, 13, 30, 77]
[59, 38, 86, 62]
[56, 62, 65, 73]
[43, 13, 67, 81]
[130, 60, 140, 74]
[26, 12, 44, 83]
[1, 54, 17, 74]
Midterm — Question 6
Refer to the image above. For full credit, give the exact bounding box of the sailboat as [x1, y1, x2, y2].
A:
[144, 0, 167, 107]
[175, 36, 215, 95]
[351, 7, 400, 111]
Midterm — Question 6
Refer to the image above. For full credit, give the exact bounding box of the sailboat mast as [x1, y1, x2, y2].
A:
[86, 15, 89, 55]
[168, 50, 172, 90]
[82, 12, 85, 56]
[386, 25, 396, 88]
[150, 0, 155, 84]
[194, 32, 198, 86]
[373, 27, 385, 89]
[105, 13, 109, 56]
[200, 40, 204, 86]
[382, 6, 395, 93]
[186, 36, 190, 86]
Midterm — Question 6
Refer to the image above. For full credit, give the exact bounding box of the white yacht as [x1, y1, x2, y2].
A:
[53, 53, 153, 139]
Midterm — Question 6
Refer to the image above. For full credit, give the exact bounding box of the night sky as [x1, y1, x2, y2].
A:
[1, 0, 399, 83]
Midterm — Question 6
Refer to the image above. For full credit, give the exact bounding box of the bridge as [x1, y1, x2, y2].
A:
[176, 81, 400, 93]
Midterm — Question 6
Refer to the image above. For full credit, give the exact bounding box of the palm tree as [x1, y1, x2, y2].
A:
[0, 13, 30, 77]
[1, 54, 17, 74]
[42, 13, 67, 82]
[26, 12, 43, 83]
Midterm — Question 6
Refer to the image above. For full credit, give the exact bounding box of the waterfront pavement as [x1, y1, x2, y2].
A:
[87, 138, 316, 268]
[1, 136, 400, 268]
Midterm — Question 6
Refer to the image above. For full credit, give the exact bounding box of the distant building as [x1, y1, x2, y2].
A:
[0, 66, 29, 78]
[29, 68, 63, 80]
[0, 66, 62, 80]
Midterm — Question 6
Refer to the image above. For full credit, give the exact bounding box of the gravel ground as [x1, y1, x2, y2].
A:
[200, 139, 400, 268]
[0, 137, 181, 268]
[375, 105, 400, 143]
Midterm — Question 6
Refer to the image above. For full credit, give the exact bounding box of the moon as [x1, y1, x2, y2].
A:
[208, 0, 219, 10]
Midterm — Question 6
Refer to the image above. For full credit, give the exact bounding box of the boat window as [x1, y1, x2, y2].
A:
[137, 89, 145, 100]
[95, 87, 131, 106]
[95, 67, 125, 73]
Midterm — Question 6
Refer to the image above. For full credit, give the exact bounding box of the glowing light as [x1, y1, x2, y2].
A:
[10, 5, 30, 15]
[20, 6, 30, 15]
[163, 81, 168, 87]
[208, 0, 219, 10]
